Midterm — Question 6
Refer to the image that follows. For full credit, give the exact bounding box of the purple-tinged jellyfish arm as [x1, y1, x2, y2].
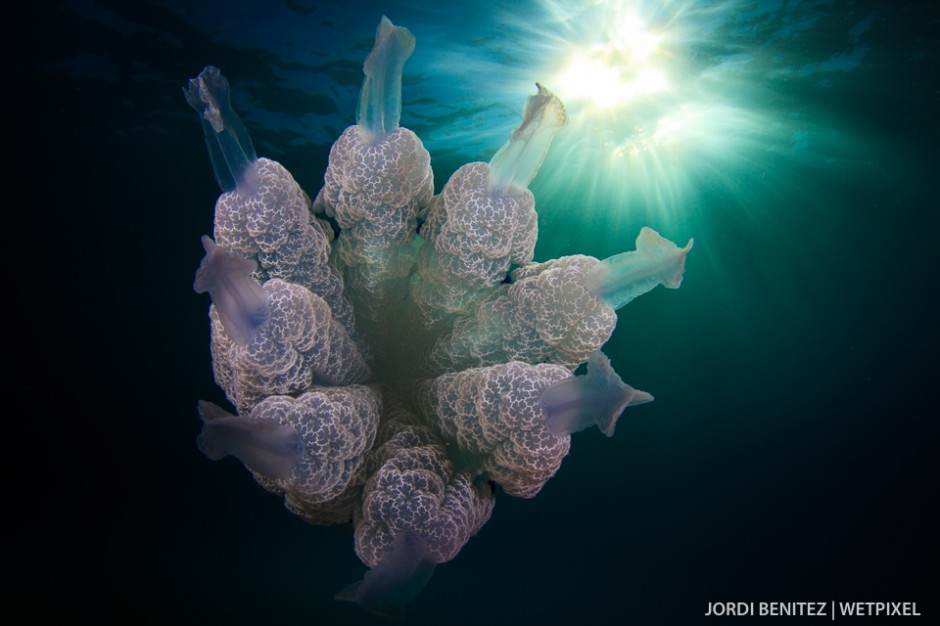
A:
[196, 400, 302, 480]
[588, 227, 694, 310]
[344, 396, 493, 616]
[186, 67, 356, 342]
[426, 255, 618, 374]
[539, 350, 653, 438]
[408, 85, 567, 326]
[193, 235, 268, 347]
[198, 386, 381, 517]
[337, 531, 436, 620]
[183, 65, 257, 192]
[357, 16, 416, 144]
[205, 276, 372, 415]
[487, 83, 568, 196]
[312, 16, 431, 330]
[417, 361, 574, 498]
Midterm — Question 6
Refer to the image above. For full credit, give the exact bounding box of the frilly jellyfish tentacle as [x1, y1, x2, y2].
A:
[353, 395, 494, 561]
[312, 16, 431, 350]
[337, 394, 493, 617]
[183, 65, 257, 192]
[205, 277, 371, 415]
[193, 235, 269, 347]
[416, 361, 573, 498]
[426, 255, 618, 374]
[408, 85, 566, 328]
[337, 531, 436, 619]
[539, 350, 653, 437]
[312, 123, 433, 334]
[186, 66, 361, 347]
[588, 227, 694, 309]
[357, 16, 416, 144]
[196, 400, 302, 479]
[426, 228, 693, 375]
[197, 388, 382, 523]
[244, 388, 380, 510]
[487, 83, 568, 196]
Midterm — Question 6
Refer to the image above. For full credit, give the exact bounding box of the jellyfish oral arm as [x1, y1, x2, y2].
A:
[487, 83, 568, 196]
[588, 227, 694, 309]
[183, 65, 257, 192]
[357, 16, 416, 144]
[540, 351, 653, 437]
[192, 235, 268, 346]
[196, 400, 301, 479]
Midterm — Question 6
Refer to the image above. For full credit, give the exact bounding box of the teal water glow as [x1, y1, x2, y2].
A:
[22, 1, 937, 624]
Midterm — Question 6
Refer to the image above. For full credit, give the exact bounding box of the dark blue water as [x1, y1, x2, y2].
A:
[17, 1, 937, 624]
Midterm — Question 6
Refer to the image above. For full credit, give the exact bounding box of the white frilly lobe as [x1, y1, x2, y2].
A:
[313, 16, 432, 333]
[213, 157, 357, 339]
[410, 162, 539, 326]
[353, 396, 494, 568]
[249, 386, 382, 524]
[427, 255, 618, 373]
[313, 126, 433, 326]
[208, 277, 370, 414]
[408, 85, 566, 328]
[197, 388, 381, 524]
[416, 361, 573, 498]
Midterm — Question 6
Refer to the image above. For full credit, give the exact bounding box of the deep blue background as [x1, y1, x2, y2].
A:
[15, 1, 937, 624]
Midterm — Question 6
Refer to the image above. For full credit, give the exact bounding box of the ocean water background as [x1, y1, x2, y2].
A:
[16, 0, 937, 624]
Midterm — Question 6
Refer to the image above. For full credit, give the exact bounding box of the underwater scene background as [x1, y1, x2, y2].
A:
[16, 0, 937, 624]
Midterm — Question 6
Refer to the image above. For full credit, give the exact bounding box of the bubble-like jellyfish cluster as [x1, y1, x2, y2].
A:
[187, 16, 692, 618]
